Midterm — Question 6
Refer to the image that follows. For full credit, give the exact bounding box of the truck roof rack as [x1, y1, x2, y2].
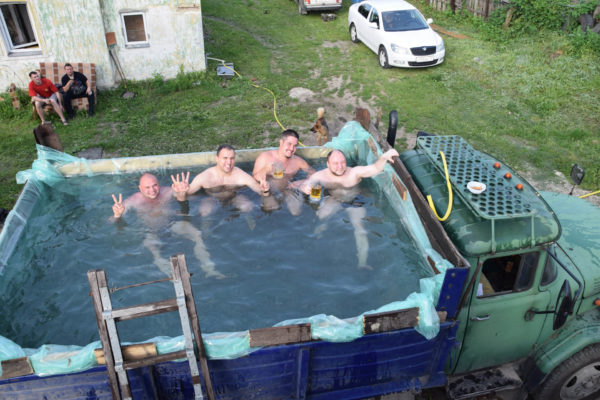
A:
[416, 135, 556, 253]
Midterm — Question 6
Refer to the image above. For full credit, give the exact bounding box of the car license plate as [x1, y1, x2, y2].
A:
[416, 56, 434, 62]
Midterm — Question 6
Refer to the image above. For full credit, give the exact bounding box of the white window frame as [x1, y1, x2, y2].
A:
[0, 1, 40, 56]
[120, 11, 149, 48]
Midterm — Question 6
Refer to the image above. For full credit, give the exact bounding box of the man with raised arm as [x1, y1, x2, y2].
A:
[177, 144, 270, 216]
[252, 129, 314, 214]
[294, 148, 399, 269]
[111, 172, 223, 279]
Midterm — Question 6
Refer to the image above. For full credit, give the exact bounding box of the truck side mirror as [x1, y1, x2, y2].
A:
[569, 164, 585, 195]
[553, 280, 573, 330]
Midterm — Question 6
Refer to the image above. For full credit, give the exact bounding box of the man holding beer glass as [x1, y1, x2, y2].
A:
[294, 148, 399, 269]
[253, 129, 314, 215]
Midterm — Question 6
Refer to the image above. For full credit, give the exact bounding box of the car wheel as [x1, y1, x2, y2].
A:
[534, 344, 600, 400]
[349, 23, 359, 43]
[378, 46, 390, 69]
[298, 0, 307, 15]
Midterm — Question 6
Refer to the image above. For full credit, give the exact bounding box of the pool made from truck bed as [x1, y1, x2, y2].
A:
[0, 162, 432, 348]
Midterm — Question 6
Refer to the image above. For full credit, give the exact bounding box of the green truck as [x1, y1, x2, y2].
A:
[395, 131, 600, 399]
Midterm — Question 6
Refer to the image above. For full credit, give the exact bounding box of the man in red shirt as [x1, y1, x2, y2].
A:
[28, 71, 68, 125]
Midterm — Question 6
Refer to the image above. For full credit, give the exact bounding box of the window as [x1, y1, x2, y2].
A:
[0, 2, 39, 55]
[358, 4, 371, 19]
[477, 252, 540, 297]
[121, 12, 148, 47]
[369, 8, 380, 28]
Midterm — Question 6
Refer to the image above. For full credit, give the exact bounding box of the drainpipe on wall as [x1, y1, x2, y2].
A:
[97, 0, 118, 87]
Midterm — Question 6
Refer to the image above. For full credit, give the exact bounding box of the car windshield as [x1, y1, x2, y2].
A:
[381, 10, 429, 32]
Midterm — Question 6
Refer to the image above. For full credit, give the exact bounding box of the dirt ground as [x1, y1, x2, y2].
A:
[288, 78, 599, 207]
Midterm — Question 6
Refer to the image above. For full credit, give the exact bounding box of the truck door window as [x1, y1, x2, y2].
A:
[541, 248, 558, 286]
[478, 252, 539, 297]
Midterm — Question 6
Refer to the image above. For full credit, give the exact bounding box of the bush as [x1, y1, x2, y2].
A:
[507, 0, 568, 32]
[0, 88, 30, 120]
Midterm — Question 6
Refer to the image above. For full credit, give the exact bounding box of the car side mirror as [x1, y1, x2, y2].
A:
[553, 280, 574, 330]
[427, 18, 433, 24]
[369, 22, 379, 29]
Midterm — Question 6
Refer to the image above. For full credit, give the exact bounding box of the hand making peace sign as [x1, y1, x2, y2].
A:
[112, 193, 125, 218]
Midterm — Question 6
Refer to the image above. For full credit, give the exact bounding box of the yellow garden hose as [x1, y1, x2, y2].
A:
[579, 190, 600, 199]
[427, 151, 453, 221]
[216, 61, 306, 147]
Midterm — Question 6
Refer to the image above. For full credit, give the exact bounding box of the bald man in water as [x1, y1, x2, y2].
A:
[111, 173, 224, 278]
[294, 148, 399, 269]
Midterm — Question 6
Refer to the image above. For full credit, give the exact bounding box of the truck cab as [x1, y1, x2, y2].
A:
[400, 134, 600, 399]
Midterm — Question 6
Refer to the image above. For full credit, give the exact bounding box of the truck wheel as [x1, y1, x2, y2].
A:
[298, 0, 307, 15]
[534, 344, 600, 400]
[350, 23, 359, 43]
[378, 46, 390, 68]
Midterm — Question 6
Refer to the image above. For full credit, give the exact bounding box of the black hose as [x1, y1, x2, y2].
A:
[386, 110, 398, 147]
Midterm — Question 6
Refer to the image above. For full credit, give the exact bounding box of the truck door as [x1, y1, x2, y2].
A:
[454, 250, 553, 373]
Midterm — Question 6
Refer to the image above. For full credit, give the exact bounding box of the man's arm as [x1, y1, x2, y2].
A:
[353, 149, 399, 179]
[296, 157, 316, 176]
[294, 169, 327, 195]
[237, 168, 269, 196]
[78, 72, 92, 94]
[252, 152, 271, 185]
[186, 170, 211, 197]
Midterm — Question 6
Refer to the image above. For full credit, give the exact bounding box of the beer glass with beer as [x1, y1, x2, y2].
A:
[272, 161, 284, 179]
[309, 181, 322, 203]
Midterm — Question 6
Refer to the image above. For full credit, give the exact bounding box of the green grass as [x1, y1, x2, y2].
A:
[1, 0, 599, 209]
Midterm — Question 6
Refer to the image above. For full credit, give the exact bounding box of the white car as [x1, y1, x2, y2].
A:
[348, 0, 445, 68]
[296, 0, 342, 15]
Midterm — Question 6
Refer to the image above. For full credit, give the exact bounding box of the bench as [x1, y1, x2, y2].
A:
[33, 62, 97, 119]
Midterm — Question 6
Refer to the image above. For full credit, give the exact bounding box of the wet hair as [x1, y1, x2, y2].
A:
[217, 144, 235, 156]
[326, 149, 344, 161]
[64, 63, 73, 68]
[281, 129, 299, 140]
[29, 71, 39, 78]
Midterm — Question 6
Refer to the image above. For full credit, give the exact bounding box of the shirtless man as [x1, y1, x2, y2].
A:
[111, 173, 223, 278]
[177, 144, 270, 216]
[252, 129, 314, 215]
[295, 148, 399, 268]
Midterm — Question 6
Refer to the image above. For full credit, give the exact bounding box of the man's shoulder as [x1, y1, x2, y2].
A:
[256, 149, 277, 161]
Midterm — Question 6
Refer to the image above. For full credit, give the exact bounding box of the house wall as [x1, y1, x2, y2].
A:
[0, 0, 114, 90]
[99, 0, 205, 83]
[0, 0, 205, 92]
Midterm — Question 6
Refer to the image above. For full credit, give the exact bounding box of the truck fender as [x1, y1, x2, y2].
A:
[524, 310, 600, 396]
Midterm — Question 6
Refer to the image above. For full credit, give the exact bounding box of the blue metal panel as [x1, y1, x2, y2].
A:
[0, 323, 459, 399]
[436, 267, 469, 318]
[0, 365, 157, 399]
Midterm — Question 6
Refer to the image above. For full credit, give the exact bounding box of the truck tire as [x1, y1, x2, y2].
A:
[534, 344, 600, 400]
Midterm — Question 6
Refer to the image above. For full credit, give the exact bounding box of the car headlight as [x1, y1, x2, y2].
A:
[436, 41, 445, 52]
[390, 44, 409, 55]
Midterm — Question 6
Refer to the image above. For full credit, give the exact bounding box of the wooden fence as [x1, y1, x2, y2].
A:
[428, 0, 508, 18]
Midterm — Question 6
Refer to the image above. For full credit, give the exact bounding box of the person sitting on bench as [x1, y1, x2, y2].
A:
[28, 71, 68, 126]
[61, 63, 95, 119]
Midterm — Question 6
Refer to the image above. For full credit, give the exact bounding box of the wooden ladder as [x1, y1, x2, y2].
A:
[87, 253, 215, 400]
